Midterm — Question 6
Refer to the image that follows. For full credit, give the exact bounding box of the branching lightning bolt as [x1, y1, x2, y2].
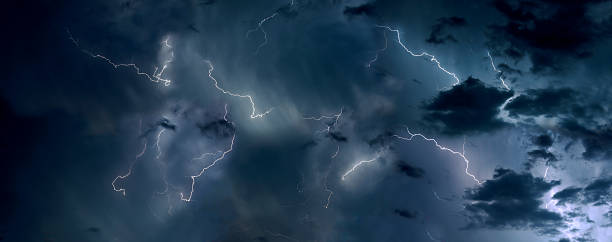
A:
[366, 30, 388, 68]
[373, 25, 461, 85]
[323, 175, 334, 208]
[67, 29, 173, 86]
[112, 139, 148, 196]
[246, 12, 279, 54]
[487, 51, 510, 90]
[180, 134, 236, 202]
[303, 107, 343, 135]
[393, 127, 482, 184]
[245, 0, 295, 54]
[204, 60, 272, 119]
[303, 107, 343, 207]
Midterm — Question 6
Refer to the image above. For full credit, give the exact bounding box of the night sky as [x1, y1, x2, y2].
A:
[2, 0, 612, 241]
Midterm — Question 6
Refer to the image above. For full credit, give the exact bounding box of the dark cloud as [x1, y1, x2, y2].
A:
[396, 161, 425, 178]
[426, 16, 467, 44]
[423, 77, 513, 135]
[560, 120, 612, 160]
[525, 149, 557, 170]
[464, 168, 563, 234]
[343, 3, 376, 17]
[158, 117, 177, 131]
[197, 119, 235, 138]
[582, 177, 612, 205]
[327, 131, 348, 142]
[488, 0, 612, 73]
[504, 88, 577, 117]
[532, 134, 553, 148]
[393, 209, 417, 219]
[553, 187, 582, 206]
[367, 131, 394, 149]
[87, 227, 100, 233]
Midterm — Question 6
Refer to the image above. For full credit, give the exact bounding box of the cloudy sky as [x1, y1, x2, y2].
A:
[2, 0, 612, 241]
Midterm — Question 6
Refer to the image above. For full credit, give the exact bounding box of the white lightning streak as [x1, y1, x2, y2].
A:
[264, 229, 299, 242]
[393, 127, 482, 184]
[366, 30, 388, 68]
[331, 144, 340, 159]
[155, 129, 166, 159]
[544, 166, 550, 178]
[341, 153, 381, 180]
[245, 0, 295, 54]
[426, 230, 441, 242]
[487, 51, 510, 90]
[112, 139, 148, 196]
[204, 60, 272, 119]
[67, 29, 173, 86]
[246, 12, 279, 54]
[180, 134, 236, 202]
[303, 107, 343, 134]
[433, 191, 444, 201]
[375, 25, 461, 85]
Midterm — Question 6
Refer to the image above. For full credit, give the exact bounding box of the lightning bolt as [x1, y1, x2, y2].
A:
[426, 230, 442, 242]
[155, 129, 166, 159]
[111, 139, 148, 196]
[393, 127, 482, 184]
[432, 191, 444, 201]
[246, 12, 279, 54]
[180, 133, 236, 202]
[373, 25, 461, 86]
[264, 229, 299, 242]
[303, 107, 344, 207]
[543, 166, 550, 178]
[67, 29, 173, 86]
[303, 107, 343, 135]
[323, 175, 334, 208]
[204, 60, 272, 119]
[487, 51, 510, 90]
[341, 153, 381, 180]
[366, 29, 388, 68]
[245, 0, 295, 54]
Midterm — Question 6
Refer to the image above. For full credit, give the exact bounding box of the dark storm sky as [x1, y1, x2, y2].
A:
[2, 0, 612, 241]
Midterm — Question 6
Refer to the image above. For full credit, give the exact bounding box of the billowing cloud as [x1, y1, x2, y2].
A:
[464, 168, 564, 235]
[423, 77, 513, 135]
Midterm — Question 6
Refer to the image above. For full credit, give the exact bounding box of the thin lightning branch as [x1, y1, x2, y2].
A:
[426, 230, 441, 242]
[156, 129, 166, 159]
[245, 0, 295, 54]
[191, 151, 222, 161]
[331, 144, 340, 159]
[374, 25, 461, 85]
[367, 30, 388, 68]
[393, 127, 482, 184]
[66, 29, 173, 86]
[180, 134, 236, 202]
[323, 175, 334, 208]
[112, 139, 148, 196]
[341, 153, 381, 180]
[304, 107, 343, 206]
[433, 191, 444, 201]
[223, 103, 229, 121]
[246, 12, 279, 54]
[303, 107, 343, 134]
[203, 60, 272, 119]
[544, 166, 550, 178]
[487, 51, 510, 90]
[264, 229, 299, 242]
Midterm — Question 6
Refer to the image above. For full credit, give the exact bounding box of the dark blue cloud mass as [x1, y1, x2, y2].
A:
[2, 0, 612, 241]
